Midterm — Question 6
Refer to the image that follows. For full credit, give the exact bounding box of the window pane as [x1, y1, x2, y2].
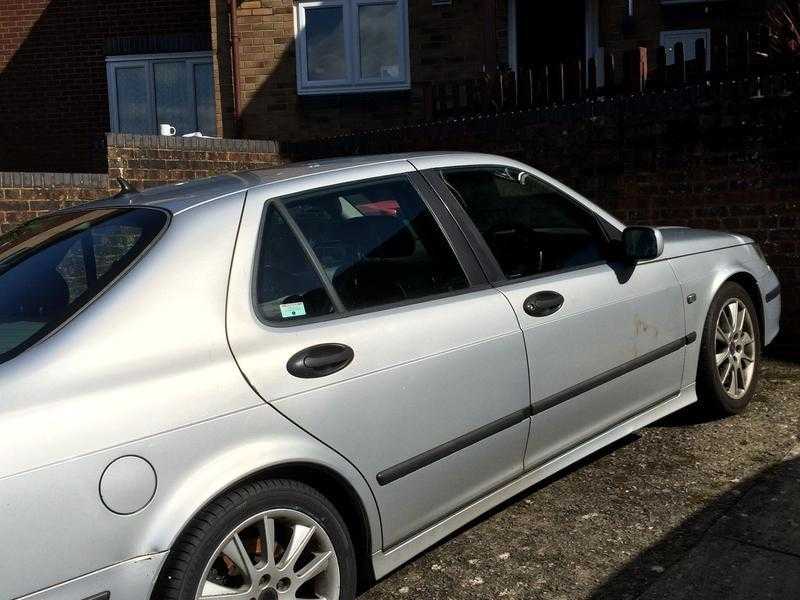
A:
[359, 3, 401, 79]
[193, 62, 216, 136]
[115, 66, 150, 133]
[154, 61, 193, 135]
[305, 6, 346, 81]
[256, 206, 335, 322]
[0, 209, 168, 364]
[284, 178, 468, 312]
[444, 168, 607, 279]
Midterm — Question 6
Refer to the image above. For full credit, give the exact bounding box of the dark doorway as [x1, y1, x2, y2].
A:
[515, 0, 586, 68]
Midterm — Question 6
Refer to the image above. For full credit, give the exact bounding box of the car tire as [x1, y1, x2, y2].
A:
[697, 281, 761, 415]
[153, 479, 357, 600]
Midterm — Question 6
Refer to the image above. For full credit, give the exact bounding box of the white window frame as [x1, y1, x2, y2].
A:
[294, 0, 410, 95]
[659, 29, 711, 70]
[106, 52, 216, 135]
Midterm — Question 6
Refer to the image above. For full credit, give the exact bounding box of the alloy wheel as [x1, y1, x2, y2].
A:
[196, 509, 340, 600]
[714, 298, 756, 400]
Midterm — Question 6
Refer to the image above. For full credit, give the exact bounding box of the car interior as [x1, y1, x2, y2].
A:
[443, 168, 609, 279]
[256, 178, 469, 320]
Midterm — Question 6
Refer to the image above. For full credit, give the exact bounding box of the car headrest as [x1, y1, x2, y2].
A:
[341, 216, 415, 259]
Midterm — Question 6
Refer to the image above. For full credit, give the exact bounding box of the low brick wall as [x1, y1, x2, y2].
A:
[0, 172, 111, 234]
[106, 133, 286, 187]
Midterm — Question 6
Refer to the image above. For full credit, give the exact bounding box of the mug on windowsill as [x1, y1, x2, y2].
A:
[159, 123, 177, 136]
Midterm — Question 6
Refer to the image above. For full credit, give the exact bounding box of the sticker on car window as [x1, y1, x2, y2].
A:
[280, 302, 307, 318]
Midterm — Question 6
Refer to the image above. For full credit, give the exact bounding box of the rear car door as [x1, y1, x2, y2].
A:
[226, 162, 530, 547]
[422, 161, 688, 468]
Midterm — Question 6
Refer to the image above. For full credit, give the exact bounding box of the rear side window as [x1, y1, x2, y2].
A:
[255, 176, 469, 323]
[0, 208, 168, 364]
[443, 167, 608, 280]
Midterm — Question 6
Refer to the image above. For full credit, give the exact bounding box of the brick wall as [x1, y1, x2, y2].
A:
[0, 173, 111, 234]
[0, 133, 286, 233]
[0, 0, 210, 173]
[292, 75, 800, 346]
[105, 133, 285, 188]
[218, 0, 508, 141]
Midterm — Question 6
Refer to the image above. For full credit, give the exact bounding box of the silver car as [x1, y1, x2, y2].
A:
[0, 153, 780, 600]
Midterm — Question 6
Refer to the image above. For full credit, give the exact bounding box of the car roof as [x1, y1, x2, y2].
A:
[73, 152, 504, 214]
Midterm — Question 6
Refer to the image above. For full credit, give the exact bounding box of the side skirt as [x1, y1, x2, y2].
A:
[370, 384, 697, 579]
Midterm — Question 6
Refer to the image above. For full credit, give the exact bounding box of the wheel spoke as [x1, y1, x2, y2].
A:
[720, 358, 732, 384]
[222, 534, 256, 582]
[278, 523, 316, 572]
[295, 550, 333, 583]
[716, 326, 728, 344]
[262, 516, 277, 567]
[727, 302, 738, 333]
[735, 302, 746, 333]
[716, 350, 729, 366]
[741, 332, 754, 346]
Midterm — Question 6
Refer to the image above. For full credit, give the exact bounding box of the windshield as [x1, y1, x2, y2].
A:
[0, 208, 168, 364]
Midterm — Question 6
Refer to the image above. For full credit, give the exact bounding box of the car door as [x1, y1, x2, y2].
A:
[421, 160, 688, 468]
[226, 162, 530, 547]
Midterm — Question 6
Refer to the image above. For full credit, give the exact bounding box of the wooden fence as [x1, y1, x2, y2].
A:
[424, 28, 774, 119]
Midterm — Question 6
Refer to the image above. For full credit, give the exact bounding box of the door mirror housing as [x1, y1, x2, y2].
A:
[622, 227, 664, 261]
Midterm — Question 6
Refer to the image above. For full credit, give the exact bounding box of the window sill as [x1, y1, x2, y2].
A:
[297, 81, 411, 96]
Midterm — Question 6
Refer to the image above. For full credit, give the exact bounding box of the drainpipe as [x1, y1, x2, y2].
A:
[227, 0, 242, 136]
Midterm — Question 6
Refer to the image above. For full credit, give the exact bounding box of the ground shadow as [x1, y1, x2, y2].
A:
[588, 454, 800, 600]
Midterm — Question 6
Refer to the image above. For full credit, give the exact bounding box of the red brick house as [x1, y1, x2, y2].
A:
[0, 0, 768, 173]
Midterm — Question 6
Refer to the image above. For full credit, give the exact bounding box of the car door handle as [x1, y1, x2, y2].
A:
[287, 344, 354, 378]
[523, 291, 564, 317]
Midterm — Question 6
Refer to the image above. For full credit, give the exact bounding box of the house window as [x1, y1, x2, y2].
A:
[294, 0, 410, 95]
[659, 29, 711, 69]
[106, 52, 216, 136]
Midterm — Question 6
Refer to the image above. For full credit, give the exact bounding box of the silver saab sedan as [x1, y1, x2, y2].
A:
[0, 153, 780, 600]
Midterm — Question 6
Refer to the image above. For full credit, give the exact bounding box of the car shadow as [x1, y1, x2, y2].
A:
[588, 453, 800, 600]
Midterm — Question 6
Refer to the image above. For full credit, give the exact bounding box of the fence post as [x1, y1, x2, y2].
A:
[718, 33, 730, 77]
[654, 46, 667, 88]
[556, 63, 566, 102]
[604, 49, 616, 93]
[695, 37, 707, 78]
[742, 30, 752, 75]
[624, 47, 647, 93]
[543, 65, 551, 104]
[588, 56, 598, 95]
[674, 42, 687, 85]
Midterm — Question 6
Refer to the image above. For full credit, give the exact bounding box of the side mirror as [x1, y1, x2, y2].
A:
[622, 227, 664, 261]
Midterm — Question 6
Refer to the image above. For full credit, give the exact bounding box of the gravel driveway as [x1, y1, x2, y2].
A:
[360, 358, 800, 600]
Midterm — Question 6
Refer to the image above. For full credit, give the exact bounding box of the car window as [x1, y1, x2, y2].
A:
[0, 208, 168, 364]
[255, 205, 336, 321]
[443, 167, 608, 280]
[255, 176, 469, 322]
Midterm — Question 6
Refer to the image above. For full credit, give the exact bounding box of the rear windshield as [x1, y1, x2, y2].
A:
[0, 208, 168, 364]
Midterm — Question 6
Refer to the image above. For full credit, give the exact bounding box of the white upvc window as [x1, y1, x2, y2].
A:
[294, 0, 410, 95]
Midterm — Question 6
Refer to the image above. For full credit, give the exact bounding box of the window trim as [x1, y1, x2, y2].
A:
[0, 207, 171, 365]
[250, 173, 488, 329]
[105, 51, 216, 135]
[294, 0, 411, 95]
[428, 165, 618, 286]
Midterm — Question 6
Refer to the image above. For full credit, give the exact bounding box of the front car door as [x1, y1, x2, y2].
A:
[418, 156, 688, 468]
[226, 161, 530, 547]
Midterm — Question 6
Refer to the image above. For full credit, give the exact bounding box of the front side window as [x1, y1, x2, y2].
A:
[255, 177, 468, 322]
[106, 52, 216, 136]
[295, 0, 410, 95]
[0, 208, 168, 364]
[443, 167, 608, 280]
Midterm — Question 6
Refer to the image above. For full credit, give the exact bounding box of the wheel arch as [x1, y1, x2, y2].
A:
[724, 271, 765, 347]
